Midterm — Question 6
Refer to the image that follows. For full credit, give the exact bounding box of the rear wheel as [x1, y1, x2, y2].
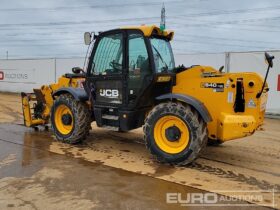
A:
[51, 94, 91, 144]
[144, 102, 208, 165]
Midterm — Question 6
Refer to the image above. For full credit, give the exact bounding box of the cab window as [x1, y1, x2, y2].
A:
[91, 33, 123, 75]
[128, 33, 149, 74]
[128, 32, 151, 104]
[150, 37, 175, 73]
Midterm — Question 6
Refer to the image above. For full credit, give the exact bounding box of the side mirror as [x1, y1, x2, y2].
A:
[265, 52, 275, 68]
[84, 32, 92, 45]
[72, 67, 84, 74]
[219, 65, 224, 73]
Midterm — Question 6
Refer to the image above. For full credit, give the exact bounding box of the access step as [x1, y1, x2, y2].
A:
[101, 125, 119, 131]
[102, 114, 119, 120]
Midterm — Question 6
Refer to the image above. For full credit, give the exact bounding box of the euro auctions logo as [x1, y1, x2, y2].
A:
[0, 71, 4, 80]
[166, 190, 276, 207]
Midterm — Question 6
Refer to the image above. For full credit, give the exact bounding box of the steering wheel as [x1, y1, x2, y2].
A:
[109, 60, 122, 72]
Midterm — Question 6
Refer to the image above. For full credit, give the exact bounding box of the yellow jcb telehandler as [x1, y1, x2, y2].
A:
[22, 25, 273, 165]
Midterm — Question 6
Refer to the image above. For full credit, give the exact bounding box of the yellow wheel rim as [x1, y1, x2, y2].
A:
[54, 104, 74, 135]
[154, 115, 190, 154]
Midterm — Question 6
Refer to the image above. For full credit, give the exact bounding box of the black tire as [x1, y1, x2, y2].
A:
[143, 102, 208, 165]
[51, 94, 91, 144]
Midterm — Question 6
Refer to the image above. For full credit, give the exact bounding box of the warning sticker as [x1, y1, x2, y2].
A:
[248, 99, 256, 108]
[227, 92, 234, 103]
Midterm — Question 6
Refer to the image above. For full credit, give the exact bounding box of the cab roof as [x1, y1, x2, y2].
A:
[121, 25, 174, 40]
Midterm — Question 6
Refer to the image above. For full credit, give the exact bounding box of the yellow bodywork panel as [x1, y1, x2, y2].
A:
[217, 114, 256, 140]
[121, 25, 174, 40]
[22, 75, 84, 127]
[173, 66, 267, 142]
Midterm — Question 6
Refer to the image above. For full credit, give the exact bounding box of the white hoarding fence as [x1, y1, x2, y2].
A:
[0, 58, 85, 92]
[0, 59, 55, 93]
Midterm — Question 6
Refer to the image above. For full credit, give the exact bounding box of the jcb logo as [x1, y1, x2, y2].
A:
[0, 71, 4, 80]
[100, 89, 119, 98]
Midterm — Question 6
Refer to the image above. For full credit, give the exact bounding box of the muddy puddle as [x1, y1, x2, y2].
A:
[0, 123, 278, 209]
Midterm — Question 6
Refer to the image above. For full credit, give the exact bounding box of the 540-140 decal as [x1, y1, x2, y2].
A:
[201, 82, 225, 92]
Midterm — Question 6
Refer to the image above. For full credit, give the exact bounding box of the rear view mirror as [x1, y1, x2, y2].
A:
[72, 67, 84, 74]
[84, 32, 92, 45]
[219, 65, 224, 72]
[265, 52, 275, 68]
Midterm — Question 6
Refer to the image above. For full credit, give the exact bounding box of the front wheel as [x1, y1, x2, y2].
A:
[51, 94, 91, 144]
[143, 102, 208, 165]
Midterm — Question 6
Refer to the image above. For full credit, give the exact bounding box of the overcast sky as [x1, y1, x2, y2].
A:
[0, 0, 280, 59]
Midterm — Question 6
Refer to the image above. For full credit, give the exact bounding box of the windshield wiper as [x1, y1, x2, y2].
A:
[152, 45, 169, 71]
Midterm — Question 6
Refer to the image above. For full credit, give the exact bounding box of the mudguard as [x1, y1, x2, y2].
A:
[156, 93, 212, 123]
[53, 87, 88, 101]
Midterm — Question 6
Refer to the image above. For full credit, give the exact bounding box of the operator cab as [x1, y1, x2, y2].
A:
[84, 25, 175, 131]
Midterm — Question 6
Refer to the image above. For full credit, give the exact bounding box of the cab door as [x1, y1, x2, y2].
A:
[86, 30, 126, 106]
[127, 31, 153, 108]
